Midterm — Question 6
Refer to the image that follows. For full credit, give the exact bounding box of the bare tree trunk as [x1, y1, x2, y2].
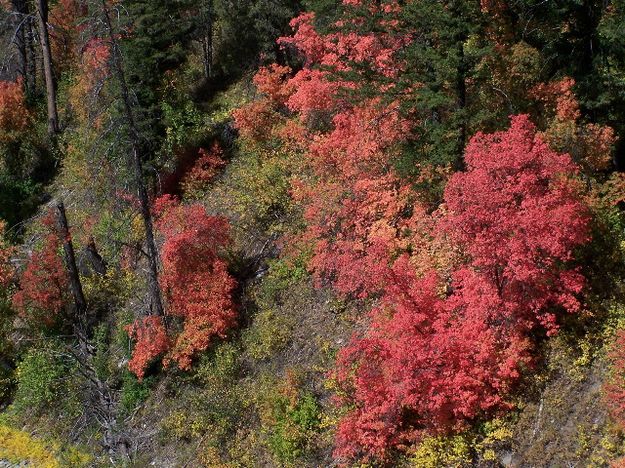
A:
[11, 0, 27, 83]
[26, 13, 37, 94]
[7, 0, 35, 96]
[200, 0, 213, 79]
[34, 0, 59, 134]
[201, 31, 212, 79]
[100, 0, 164, 318]
[56, 201, 87, 319]
[55, 201, 129, 459]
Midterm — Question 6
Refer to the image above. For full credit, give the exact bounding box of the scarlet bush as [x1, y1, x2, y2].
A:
[157, 196, 236, 370]
[126, 196, 236, 377]
[125, 315, 169, 381]
[0, 80, 29, 141]
[12, 214, 69, 326]
[441, 114, 590, 335]
[333, 116, 590, 462]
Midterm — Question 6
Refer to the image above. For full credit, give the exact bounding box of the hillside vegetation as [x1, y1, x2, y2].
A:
[1, 0, 625, 466]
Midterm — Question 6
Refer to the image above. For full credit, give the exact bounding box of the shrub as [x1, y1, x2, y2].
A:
[243, 308, 294, 361]
[257, 370, 321, 464]
[0, 424, 59, 468]
[120, 370, 154, 413]
[12, 345, 67, 414]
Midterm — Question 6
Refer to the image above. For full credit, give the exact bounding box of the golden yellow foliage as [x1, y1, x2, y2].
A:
[0, 424, 60, 467]
[0, 424, 91, 467]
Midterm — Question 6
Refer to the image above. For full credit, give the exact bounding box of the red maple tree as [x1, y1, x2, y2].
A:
[12, 213, 69, 327]
[333, 115, 591, 462]
[126, 315, 169, 380]
[126, 196, 236, 378]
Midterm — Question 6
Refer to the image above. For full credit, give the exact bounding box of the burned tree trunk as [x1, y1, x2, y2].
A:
[56, 201, 87, 319]
[100, 0, 164, 318]
[55, 200, 129, 459]
[34, 0, 59, 134]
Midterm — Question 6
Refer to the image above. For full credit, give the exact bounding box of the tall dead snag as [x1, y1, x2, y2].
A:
[100, 0, 164, 318]
[34, 0, 59, 134]
[199, 0, 213, 79]
[56, 201, 87, 328]
[55, 200, 129, 458]
[5, 1, 36, 95]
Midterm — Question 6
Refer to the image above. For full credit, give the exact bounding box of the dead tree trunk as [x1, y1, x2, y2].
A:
[11, 0, 27, 83]
[200, 0, 213, 79]
[55, 200, 129, 459]
[34, 0, 59, 134]
[56, 201, 87, 319]
[26, 13, 37, 93]
[100, 0, 164, 317]
[8, 0, 35, 96]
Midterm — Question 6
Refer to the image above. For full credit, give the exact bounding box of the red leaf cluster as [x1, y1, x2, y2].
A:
[125, 315, 169, 380]
[126, 196, 236, 378]
[333, 116, 590, 461]
[12, 213, 68, 326]
[157, 196, 236, 370]
[442, 114, 590, 334]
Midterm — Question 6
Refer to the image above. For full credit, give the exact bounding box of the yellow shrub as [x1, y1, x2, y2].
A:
[0, 424, 91, 467]
[409, 435, 472, 468]
[0, 424, 59, 467]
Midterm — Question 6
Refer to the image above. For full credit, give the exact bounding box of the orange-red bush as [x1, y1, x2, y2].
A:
[126, 196, 236, 378]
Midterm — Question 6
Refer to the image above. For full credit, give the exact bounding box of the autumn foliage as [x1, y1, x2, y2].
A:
[181, 144, 226, 197]
[0, 222, 14, 289]
[12, 214, 68, 326]
[604, 329, 625, 430]
[50, 0, 86, 73]
[442, 114, 590, 334]
[126, 196, 236, 378]
[331, 116, 590, 461]
[0, 80, 29, 141]
[126, 316, 169, 380]
[532, 78, 616, 172]
[227, 1, 602, 460]
[68, 38, 111, 125]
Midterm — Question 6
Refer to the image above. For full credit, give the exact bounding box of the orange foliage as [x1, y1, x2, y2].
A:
[50, 0, 86, 73]
[253, 64, 292, 105]
[68, 39, 111, 125]
[532, 78, 616, 172]
[181, 144, 226, 197]
[125, 316, 169, 380]
[0, 79, 29, 141]
[232, 99, 283, 142]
